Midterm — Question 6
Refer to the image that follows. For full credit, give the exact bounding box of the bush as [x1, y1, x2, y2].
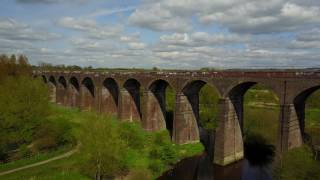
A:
[33, 118, 75, 152]
[127, 168, 152, 180]
[80, 116, 128, 179]
[149, 159, 166, 174]
[119, 122, 147, 149]
[274, 146, 320, 180]
[0, 76, 49, 160]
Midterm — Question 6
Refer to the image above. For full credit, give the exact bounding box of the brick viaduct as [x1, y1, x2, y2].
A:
[35, 70, 320, 166]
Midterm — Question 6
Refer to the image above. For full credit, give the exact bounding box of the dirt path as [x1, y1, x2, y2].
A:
[0, 145, 79, 176]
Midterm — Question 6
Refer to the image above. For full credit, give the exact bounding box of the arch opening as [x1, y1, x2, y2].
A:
[81, 77, 95, 110]
[68, 77, 80, 107]
[101, 78, 119, 115]
[181, 80, 220, 150]
[58, 76, 67, 89]
[123, 79, 141, 119]
[48, 76, 57, 103]
[148, 79, 176, 136]
[294, 86, 320, 147]
[82, 77, 95, 97]
[223, 82, 280, 166]
[242, 84, 280, 146]
[57, 76, 67, 105]
[41, 75, 47, 83]
[70, 77, 79, 92]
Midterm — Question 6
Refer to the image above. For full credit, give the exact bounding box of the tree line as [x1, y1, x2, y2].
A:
[0, 54, 74, 162]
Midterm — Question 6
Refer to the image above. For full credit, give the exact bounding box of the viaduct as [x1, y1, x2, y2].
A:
[35, 70, 320, 166]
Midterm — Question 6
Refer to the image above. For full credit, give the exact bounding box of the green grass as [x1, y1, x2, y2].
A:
[243, 106, 279, 145]
[1, 153, 89, 180]
[0, 145, 73, 173]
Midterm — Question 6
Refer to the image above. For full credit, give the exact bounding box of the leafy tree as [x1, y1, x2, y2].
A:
[80, 116, 128, 179]
[0, 76, 49, 160]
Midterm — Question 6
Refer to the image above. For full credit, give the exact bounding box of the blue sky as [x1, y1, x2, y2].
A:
[0, 0, 320, 69]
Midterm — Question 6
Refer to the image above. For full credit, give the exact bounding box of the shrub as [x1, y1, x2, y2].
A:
[0, 76, 49, 159]
[127, 168, 152, 180]
[80, 116, 128, 179]
[274, 146, 320, 180]
[119, 122, 147, 149]
[34, 117, 75, 151]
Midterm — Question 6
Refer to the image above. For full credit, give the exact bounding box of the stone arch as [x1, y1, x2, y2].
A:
[48, 76, 57, 103]
[57, 76, 67, 105]
[144, 79, 174, 135]
[294, 85, 320, 141]
[58, 76, 67, 89]
[174, 80, 220, 144]
[81, 77, 95, 110]
[41, 75, 47, 83]
[146, 78, 176, 92]
[120, 78, 141, 122]
[214, 81, 281, 165]
[101, 78, 119, 115]
[181, 80, 221, 124]
[227, 81, 257, 130]
[226, 81, 280, 132]
[68, 77, 80, 107]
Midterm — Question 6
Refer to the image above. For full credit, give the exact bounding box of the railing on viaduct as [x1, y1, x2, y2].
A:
[34, 70, 320, 166]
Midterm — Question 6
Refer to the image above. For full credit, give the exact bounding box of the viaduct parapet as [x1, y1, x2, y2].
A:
[35, 70, 320, 166]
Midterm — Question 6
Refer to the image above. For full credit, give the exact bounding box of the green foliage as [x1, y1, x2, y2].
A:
[0, 145, 73, 173]
[76, 111, 203, 179]
[243, 107, 279, 145]
[149, 131, 178, 165]
[166, 86, 175, 112]
[305, 108, 320, 145]
[33, 118, 75, 151]
[126, 168, 152, 180]
[274, 146, 320, 180]
[0, 76, 49, 160]
[199, 84, 219, 130]
[243, 85, 280, 145]
[119, 122, 148, 149]
[79, 116, 127, 179]
[306, 90, 320, 109]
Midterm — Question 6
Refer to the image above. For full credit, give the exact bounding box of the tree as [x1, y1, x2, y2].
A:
[0, 76, 49, 161]
[80, 116, 128, 179]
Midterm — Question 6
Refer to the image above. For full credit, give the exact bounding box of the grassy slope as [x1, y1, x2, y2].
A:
[0, 145, 73, 173]
[1, 105, 204, 179]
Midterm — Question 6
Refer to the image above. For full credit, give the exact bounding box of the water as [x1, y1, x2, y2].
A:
[158, 128, 273, 180]
[158, 153, 243, 180]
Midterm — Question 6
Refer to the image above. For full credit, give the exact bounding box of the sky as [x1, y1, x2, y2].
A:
[0, 0, 320, 69]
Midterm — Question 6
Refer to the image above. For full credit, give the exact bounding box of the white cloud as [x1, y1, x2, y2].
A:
[0, 18, 61, 41]
[57, 17, 96, 31]
[128, 42, 145, 50]
[128, 3, 191, 32]
[57, 16, 124, 40]
[159, 32, 249, 47]
[199, 1, 320, 34]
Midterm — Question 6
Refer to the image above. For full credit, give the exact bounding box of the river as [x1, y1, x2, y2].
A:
[158, 128, 273, 180]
